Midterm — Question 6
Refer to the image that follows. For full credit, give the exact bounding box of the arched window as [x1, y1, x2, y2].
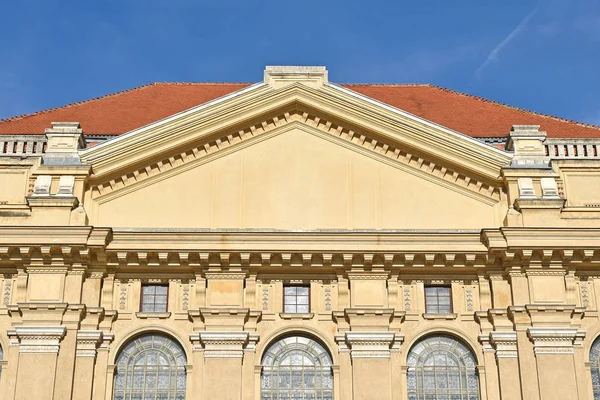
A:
[0, 343, 3, 380]
[261, 335, 333, 400]
[407, 335, 479, 400]
[590, 336, 600, 399]
[113, 333, 186, 400]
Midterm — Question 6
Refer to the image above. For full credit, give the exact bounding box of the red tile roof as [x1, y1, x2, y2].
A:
[1, 82, 598, 138]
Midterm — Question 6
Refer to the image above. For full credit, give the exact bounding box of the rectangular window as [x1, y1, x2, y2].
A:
[425, 286, 452, 314]
[141, 284, 168, 313]
[283, 286, 310, 313]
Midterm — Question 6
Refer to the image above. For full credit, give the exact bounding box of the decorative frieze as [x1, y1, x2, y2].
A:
[12, 326, 66, 353]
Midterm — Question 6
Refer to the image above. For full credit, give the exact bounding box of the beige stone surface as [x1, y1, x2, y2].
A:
[0, 66, 599, 399]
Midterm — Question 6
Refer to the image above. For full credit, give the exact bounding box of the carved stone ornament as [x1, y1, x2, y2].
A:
[403, 286, 412, 312]
[3, 279, 12, 306]
[181, 285, 190, 311]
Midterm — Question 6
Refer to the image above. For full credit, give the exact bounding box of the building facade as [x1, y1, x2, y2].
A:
[0, 66, 600, 399]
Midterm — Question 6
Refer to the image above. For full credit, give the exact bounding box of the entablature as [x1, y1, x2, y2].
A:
[2, 227, 600, 275]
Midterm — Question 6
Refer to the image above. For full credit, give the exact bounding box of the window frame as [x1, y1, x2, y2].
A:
[424, 285, 453, 314]
[139, 283, 169, 313]
[282, 284, 311, 314]
[261, 335, 333, 399]
[113, 333, 187, 399]
[406, 334, 480, 400]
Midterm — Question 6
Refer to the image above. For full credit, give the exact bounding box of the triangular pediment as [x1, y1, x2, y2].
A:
[80, 67, 512, 229]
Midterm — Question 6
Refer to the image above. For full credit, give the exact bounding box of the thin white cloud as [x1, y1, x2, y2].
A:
[475, 6, 539, 78]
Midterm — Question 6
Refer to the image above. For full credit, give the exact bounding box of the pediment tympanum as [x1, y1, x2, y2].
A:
[81, 67, 511, 229]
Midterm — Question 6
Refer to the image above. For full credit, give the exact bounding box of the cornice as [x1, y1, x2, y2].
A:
[0, 226, 94, 246]
[3, 227, 600, 271]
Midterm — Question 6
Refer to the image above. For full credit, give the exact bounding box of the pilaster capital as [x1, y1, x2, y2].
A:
[478, 334, 495, 354]
[12, 326, 66, 353]
[527, 327, 581, 355]
[490, 331, 518, 358]
[193, 331, 256, 358]
[75, 330, 103, 357]
[338, 331, 404, 359]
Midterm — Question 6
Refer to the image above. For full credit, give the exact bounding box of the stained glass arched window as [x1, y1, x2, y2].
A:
[113, 333, 186, 400]
[407, 335, 480, 400]
[261, 335, 333, 400]
[590, 336, 600, 399]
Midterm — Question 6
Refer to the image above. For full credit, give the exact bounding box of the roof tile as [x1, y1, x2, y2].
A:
[0, 82, 598, 138]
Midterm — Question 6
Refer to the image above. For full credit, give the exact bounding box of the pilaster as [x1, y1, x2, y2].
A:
[72, 330, 103, 400]
[336, 331, 403, 400]
[335, 308, 404, 400]
[11, 326, 66, 400]
[490, 331, 521, 399]
[193, 331, 259, 400]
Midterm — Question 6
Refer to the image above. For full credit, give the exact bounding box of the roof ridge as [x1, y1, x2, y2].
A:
[429, 85, 600, 131]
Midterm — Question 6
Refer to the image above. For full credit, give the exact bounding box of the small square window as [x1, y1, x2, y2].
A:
[425, 286, 452, 314]
[141, 284, 169, 313]
[283, 286, 310, 313]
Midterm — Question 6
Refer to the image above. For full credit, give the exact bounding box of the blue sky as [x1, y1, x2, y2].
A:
[1, 0, 599, 125]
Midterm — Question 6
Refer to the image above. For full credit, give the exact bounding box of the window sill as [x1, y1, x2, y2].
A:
[136, 312, 171, 319]
[422, 313, 457, 320]
[279, 313, 314, 320]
